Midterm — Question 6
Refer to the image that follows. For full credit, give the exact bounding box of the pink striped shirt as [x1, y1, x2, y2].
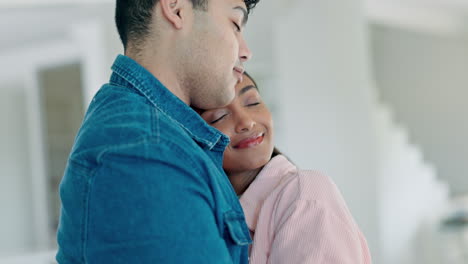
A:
[239, 155, 372, 264]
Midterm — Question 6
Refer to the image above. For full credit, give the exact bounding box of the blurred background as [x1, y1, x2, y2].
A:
[1, 0, 468, 263]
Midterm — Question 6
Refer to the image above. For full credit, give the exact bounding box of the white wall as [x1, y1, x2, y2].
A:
[0, 4, 119, 257]
[0, 81, 34, 256]
[273, 0, 381, 261]
[370, 23, 468, 196]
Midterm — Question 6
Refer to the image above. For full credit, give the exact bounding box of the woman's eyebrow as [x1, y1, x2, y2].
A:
[239, 85, 257, 96]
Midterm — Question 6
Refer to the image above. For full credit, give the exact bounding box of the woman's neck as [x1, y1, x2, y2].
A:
[227, 167, 263, 196]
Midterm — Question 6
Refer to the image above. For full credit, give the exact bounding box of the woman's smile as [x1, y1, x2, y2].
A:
[233, 132, 265, 149]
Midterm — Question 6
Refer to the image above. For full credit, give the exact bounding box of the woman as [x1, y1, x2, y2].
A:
[200, 72, 372, 264]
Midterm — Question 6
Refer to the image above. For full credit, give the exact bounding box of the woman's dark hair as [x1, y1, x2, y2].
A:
[243, 71, 285, 160]
[271, 147, 283, 159]
[243, 71, 258, 88]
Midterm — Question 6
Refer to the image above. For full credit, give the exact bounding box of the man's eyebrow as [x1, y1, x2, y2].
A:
[239, 85, 256, 95]
[233, 6, 248, 26]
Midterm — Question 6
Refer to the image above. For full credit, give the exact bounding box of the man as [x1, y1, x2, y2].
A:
[56, 0, 259, 263]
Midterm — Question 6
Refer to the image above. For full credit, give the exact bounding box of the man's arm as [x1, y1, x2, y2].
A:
[84, 138, 233, 263]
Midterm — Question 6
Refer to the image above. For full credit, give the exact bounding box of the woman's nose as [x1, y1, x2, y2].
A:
[235, 114, 256, 133]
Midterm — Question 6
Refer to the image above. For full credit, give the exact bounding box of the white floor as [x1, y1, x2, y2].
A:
[0, 250, 56, 264]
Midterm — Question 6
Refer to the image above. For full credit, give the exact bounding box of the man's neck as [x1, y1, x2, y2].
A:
[127, 49, 190, 105]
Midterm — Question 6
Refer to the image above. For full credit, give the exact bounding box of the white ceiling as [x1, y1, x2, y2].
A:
[1, 0, 468, 52]
[0, 3, 114, 51]
[366, 0, 468, 34]
[0, 0, 112, 8]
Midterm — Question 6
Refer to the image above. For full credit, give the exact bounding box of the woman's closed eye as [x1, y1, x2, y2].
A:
[245, 96, 261, 107]
[210, 111, 230, 124]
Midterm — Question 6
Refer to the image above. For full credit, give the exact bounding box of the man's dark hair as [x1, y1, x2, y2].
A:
[115, 0, 260, 51]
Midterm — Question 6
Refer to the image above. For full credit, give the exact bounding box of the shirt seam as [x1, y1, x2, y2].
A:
[82, 163, 99, 263]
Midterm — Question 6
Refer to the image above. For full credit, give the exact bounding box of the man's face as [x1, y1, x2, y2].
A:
[181, 0, 252, 110]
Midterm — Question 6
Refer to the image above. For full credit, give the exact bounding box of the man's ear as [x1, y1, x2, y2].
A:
[159, 0, 187, 30]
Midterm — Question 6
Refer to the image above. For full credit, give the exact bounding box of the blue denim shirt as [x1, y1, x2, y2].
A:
[56, 55, 251, 263]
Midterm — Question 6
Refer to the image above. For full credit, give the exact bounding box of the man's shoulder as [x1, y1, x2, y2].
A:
[90, 83, 188, 129]
[72, 83, 197, 159]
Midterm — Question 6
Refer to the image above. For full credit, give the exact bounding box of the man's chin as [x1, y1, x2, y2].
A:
[217, 83, 236, 105]
[201, 92, 234, 109]
[218, 93, 235, 107]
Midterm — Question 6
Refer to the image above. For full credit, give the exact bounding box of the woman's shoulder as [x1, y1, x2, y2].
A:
[269, 167, 341, 201]
[262, 156, 339, 199]
[269, 168, 352, 221]
[295, 170, 343, 200]
[256, 156, 351, 218]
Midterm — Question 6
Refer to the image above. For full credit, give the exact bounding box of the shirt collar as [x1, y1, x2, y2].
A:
[109, 54, 229, 151]
[239, 155, 297, 231]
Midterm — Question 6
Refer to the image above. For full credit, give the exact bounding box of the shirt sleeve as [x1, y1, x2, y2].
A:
[268, 199, 371, 264]
[83, 138, 234, 264]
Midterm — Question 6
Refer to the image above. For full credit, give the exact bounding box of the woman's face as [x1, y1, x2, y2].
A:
[201, 74, 274, 173]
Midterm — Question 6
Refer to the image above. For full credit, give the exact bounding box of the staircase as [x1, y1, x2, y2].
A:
[374, 103, 450, 264]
